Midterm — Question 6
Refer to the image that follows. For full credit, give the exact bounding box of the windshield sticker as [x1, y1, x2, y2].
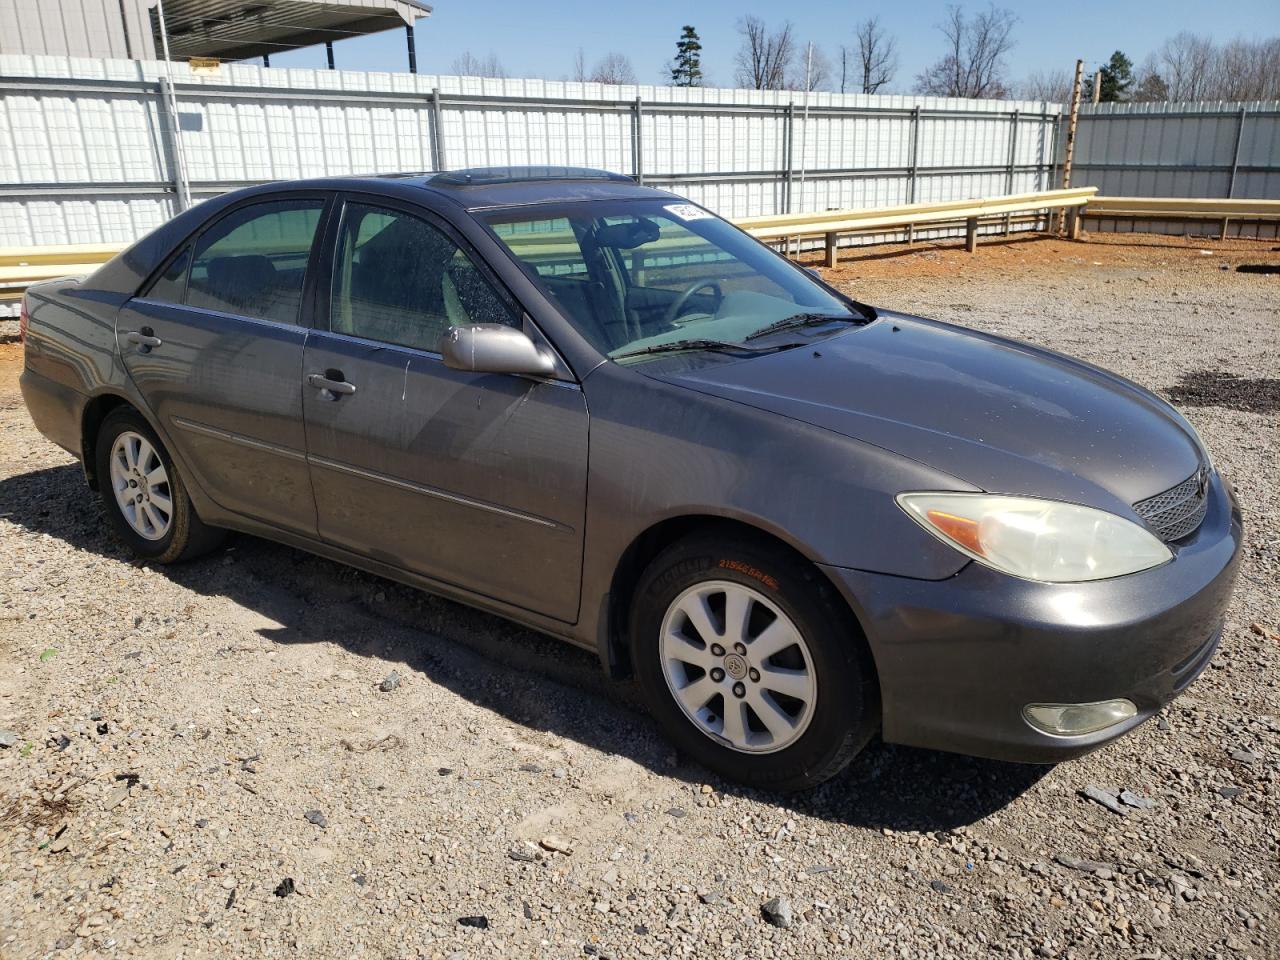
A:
[664, 203, 712, 221]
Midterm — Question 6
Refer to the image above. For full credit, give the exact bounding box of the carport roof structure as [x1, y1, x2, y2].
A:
[152, 0, 432, 62]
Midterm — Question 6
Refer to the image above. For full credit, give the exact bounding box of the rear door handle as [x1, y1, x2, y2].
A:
[308, 372, 357, 398]
[126, 329, 162, 351]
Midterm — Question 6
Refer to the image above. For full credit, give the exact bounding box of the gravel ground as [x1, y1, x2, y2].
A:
[0, 233, 1277, 960]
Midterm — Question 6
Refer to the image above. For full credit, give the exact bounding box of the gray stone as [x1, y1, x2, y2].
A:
[104, 784, 129, 810]
[378, 670, 401, 692]
[1080, 785, 1127, 815]
[0, 730, 17, 748]
[1055, 854, 1116, 876]
[1119, 789, 1155, 809]
[761, 896, 793, 928]
[304, 809, 328, 828]
[1230, 749, 1258, 764]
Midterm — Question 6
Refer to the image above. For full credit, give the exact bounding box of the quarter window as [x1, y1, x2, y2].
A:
[185, 199, 324, 324]
[143, 244, 192, 303]
[330, 203, 519, 353]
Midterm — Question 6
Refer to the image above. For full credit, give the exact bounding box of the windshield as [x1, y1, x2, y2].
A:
[480, 199, 869, 361]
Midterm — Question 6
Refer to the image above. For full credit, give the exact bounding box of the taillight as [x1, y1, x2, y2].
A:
[18, 297, 29, 343]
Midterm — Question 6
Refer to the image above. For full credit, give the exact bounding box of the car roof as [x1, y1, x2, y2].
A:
[257, 166, 676, 212]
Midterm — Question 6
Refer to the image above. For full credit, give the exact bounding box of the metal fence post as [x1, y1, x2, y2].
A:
[633, 96, 644, 184]
[905, 106, 921, 243]
[1002, 109, 1019, 234]
[784, 102, 795, 215]
[430, 88, 446, 172]
[157, 76, 191, 212]
[1227, 106, 1247, 199]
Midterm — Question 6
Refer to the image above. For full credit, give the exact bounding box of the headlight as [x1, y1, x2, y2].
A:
[896, 492, 1172, 582]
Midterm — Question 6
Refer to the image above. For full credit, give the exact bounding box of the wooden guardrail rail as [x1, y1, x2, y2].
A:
[1083, 197, 1280, 241]
[737, 188, 1099, 266]
[0, 245, 121, 303]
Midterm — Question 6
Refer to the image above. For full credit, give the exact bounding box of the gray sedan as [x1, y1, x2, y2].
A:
[19, 167, 1242, 791]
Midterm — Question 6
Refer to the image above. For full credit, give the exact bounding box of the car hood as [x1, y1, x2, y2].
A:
[650, 313, 1203, 515]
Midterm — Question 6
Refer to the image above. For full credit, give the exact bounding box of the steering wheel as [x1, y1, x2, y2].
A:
[662, 280, 724, 327]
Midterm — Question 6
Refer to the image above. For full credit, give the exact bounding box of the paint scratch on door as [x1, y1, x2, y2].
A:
[401, 359, 411, 401]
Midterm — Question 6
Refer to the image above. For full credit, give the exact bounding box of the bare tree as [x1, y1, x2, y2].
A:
[450, 51, 507, 79]
[855, 16, 898, 94]
[1140, 32, 1280, 102]
[1147, 32, 1215, 101]
[914, 4, 1017, 99]
[1017, 68, 1073, 104]
[588, 52, 636, 86]
[570, 48, 587, 83]
[734, 16, 795, 90]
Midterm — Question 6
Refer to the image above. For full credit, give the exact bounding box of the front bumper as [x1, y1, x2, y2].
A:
[822, 472, 1243, 763]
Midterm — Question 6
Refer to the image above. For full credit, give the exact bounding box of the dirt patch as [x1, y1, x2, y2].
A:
[807, 230, 1280, 285]
[1166, 370, 1280, 414]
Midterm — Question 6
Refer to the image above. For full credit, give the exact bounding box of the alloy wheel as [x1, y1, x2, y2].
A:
[659, 580, 817, 754]
[108, 431, 173, 541]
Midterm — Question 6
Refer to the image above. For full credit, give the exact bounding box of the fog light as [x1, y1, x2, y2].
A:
[1023, 699, 1137, 737]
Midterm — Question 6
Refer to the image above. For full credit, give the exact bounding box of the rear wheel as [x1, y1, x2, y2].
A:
[94, 407, 224, 563]
[630, 533, 879, 792]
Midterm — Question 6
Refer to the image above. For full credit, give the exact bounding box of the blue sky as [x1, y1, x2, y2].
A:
[266, 0, 1279, 89]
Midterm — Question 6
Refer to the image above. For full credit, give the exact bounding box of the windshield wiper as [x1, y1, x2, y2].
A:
[744, 312, 858, 342]
[611, 338, 771, 361]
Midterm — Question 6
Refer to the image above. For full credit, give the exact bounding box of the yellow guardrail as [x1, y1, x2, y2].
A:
[0, 245, 121, 302]
[1086, 197, 1280, 218]
[1081, 196, 1280, 241]
[739, 188, 1098, 264]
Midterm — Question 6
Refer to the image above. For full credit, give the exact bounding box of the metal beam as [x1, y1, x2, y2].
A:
[1227, 107, 1248, 200]
[632, 97, 644, 185]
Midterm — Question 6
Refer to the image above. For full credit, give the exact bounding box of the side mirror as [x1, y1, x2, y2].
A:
[439, 323, 557, 378]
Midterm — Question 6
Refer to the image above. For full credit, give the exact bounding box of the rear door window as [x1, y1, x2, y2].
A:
[185, 199, 324, 324]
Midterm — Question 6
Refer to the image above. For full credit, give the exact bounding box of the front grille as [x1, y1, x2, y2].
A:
[1134, 469, 1209, 542]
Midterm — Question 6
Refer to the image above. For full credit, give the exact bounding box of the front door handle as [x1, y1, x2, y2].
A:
[308, 371, 357, 399]
[126, 329, 162, 352]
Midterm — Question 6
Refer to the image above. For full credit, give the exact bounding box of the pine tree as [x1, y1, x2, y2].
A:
[1096, 50, 1134, 102]
[670, 25, 703, 86]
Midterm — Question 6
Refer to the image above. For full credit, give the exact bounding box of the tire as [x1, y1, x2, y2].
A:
[630, 532, 879, 792]
[94, 406, 224, 563]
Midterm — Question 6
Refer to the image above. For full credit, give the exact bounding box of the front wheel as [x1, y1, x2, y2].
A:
[94, 407, 224, 563]
[630, 533, 879, 792]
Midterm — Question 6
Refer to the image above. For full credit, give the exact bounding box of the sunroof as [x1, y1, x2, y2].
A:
[427, 166, 635, 186]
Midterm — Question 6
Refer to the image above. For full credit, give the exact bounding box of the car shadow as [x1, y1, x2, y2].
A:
[1, 463, 1048, 831]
